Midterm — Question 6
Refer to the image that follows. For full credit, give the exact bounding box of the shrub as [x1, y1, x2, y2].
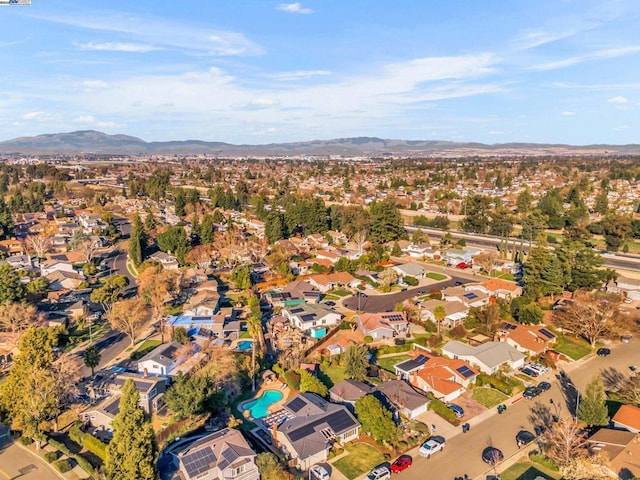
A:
[47, 437, 97, 476]
[55, 459, 73, 473]
[450, 325, 467, 339]
[376, 344, 413, 355]
[339, 321, 354, 330]
[18, 436, 33, 446]
[396, 440, 408, 451]
[83, 434, 108, 461]
[69, 422, 85, 446]
[404, 276, 419, 286]
[427, 395, 458, 424]
[530, 453, 559, 471]
[44, 451, 60, 463]
[364, 336, 373, 344]
[284, 370, 301, 391]
[476, 373, 524, 395]
[427, 334, 443, 348]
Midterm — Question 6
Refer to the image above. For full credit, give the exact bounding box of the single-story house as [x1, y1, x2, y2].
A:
[282, 280, 322, 304]
[308, 272, 359, 293]
[40, 259, 77, 277]
[587, 429, 640, 480]
[46, 270, 85, 291]
[441, 286, 490, 309]
[405, 243, 440, 259]
[497, 322, 556, 356]
[167, 307, 242, 341]
[375, 380, 430, 419]
[137, 342, 185, 377]
[269, 393, 360, 470]
[612, 404, 640, 433]
[444, 247, 481, 266]
[393, 262, 426, 279]
[183, 290, 221, 316]
[282, 304, 342, 333]
[175, 428, 260, 480]
[329, 379, 373, 408]
[355, 312, 409, 340]
[420, 299, 469, 328]
[148, 251, 180, 270]
[607, 276, 640, 301]
[466, 278, 523, 300]
[442, 340, 526, 374]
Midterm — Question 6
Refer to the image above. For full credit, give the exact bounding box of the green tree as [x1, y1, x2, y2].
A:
[256, 453, 291, 480]
[601, 214, 631, 252]
[26, 276, 49, 296]
[593, 192, 608, 215]
[460, 194, 493, 234]
[164, 373, 220, 420]
[0, 263, 26, 305]
[520, 209, 548, 243]
[344, 344, 369, 381]
[156, 226, 190, 264]
[230, 264, 252, 290]
[489, 205, 515, 237]
[516, 187, 534, 214]
[128, 214, 145, 266]
[172, 326, 189, 344]
[390, 241, 402, 257]
[265, 210, 286, 243]
[90, 274, 129, 305]
[433, 305, 446, 334]
[105, 379, 158, 480]
[354, 394, 400, 443]
[83, 346, 101, 377]
[522, 234, 550, 299]
[173, 188, 186, 217]
[299, 370, 328, 396]
[538, 189, 565, 229]
[369, 199, 405, 243]
[577, 376, 609, 427]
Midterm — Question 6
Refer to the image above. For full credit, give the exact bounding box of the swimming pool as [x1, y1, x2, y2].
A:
[242, 390, 283, 419]
[237, 340, 254, 351]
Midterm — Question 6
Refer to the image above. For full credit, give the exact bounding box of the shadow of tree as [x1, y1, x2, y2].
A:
[601, 366, 626, 391]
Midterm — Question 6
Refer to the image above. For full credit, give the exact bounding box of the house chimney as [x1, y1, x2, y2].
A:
[271, 422, 279, 448]
[412, 370, 418, 386]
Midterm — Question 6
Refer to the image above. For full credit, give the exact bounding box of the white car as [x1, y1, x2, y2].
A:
[419, 437, 446, 458]
[366, 466, 391, 480]
[310, 465, 330, 480]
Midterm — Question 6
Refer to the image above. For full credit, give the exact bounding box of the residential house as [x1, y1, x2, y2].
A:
[406, 243, 440, 259]
[420, 299, 469, 328]
[355, 312, 409, 340]
[5, 255, 34, 271]
[612, 405, 640, 433]
[137, 342, 186, 377]
[148, 251, 180, 270]
[497, 322, 556, 356]
[466, 279, 523, 300]
[329, 379, 373, 409]
[282, 280, 322, 304]
[441, 286, 489, 309]
[0, 239, 25, 257]
[308, 272, 359, 293]
[46, 270, 85, 291]
[375, 380, 430, 419]
[282, 304, 342, 333]
[444, 247, 481, 266]
[442, 340, 526, 374]
[326, 230, 348, 245]
[183, 290, 221, 317]
[392, 262, 426, 279]
[40, 258, 77, 277]
[314, 250, 340, 264]
[586, 429, 640, 480]
[307, 233, 328, 248]
[167, 308, 242, 342]
[175, 428, 260, 480]
[607, 276, 640, 301]
[267, 393, 360, 470]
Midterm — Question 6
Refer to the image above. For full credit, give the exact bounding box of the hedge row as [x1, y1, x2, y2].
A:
[476, 373, 523, 396]
[55, 459, 72, 473]
[530, 453, 559, 471]
[47, 437, 97, 478]
[68, 422, 107, 461]
[427, 395, 459, 425]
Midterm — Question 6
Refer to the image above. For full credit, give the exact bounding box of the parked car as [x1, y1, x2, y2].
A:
[419, 436, 446, 458]
[454, 280, 463, 286]
[481, 447, 504, 465]
[390, 455, 412, 473]
[516, 430, 536, 447]
[523, 386, 541, 399]
[447, 404, 465, 418]
[525, 363, 549, 375]
[537, 381, 551, 391]
[324, 301, 336, 307]
[521, 367, 539, 377]
[309, 465, 330, 480]
[367, 465, 391, 480]
[621, 334, 633, 342]
[597, 348, 611, 357]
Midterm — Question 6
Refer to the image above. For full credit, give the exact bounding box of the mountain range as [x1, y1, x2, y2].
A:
[1, 130, 639, 156]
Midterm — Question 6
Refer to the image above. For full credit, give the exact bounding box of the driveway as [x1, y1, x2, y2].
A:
[0, 439, 61, 480]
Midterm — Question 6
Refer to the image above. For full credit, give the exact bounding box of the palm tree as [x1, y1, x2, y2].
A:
[433, 305, 446, 335]
[83, 346, 101, 377]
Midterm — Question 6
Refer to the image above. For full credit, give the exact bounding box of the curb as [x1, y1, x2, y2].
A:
[11, 440, 67, 480]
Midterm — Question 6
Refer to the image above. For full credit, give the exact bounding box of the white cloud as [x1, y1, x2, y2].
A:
[277, 3, 314, 14]
[608, 96, 629, 104]
[531, 46, 640, 71]
[31, 11, 264, 56]
[22, 111, 57, 121]
[562, 111, 576, 116]
[76, 41, 159, 53]
[272, 70, 331, 81]
[612, 125, 629, 131]
[73, 115, 124, 129]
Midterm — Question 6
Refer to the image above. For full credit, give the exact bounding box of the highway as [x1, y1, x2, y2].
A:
[392, 340, 640, 480]
[406, 225, 640, 271]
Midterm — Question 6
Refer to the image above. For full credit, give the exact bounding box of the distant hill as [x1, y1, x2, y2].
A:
[1, 130, 639, 156]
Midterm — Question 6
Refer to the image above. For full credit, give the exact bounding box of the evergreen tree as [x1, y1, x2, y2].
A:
[460, 194, 492, 234]
[390, 241, 402, 257]
[0, 263, 26, 305]
[369, 199, 404, 243]
[105, 379, 158, 480]
[522, 235, 550, 299]
[344, 344, 369, 381]
[174, 188, 186, 217]
[128, 213, 145, 267]
[156, 226, 190, 264]
[199, 213, 216, 244]
[516, 187, 534, 214]
[577, 376, 609, 427]
[298, 370, 328, 397]
[83, 346, 101, 377]
[265, 210, 286, 243]
[354, 394, 400, 443]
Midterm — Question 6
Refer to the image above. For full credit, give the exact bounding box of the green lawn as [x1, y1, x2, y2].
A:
[490, 271, 516, 281]
[472, 387, 509, 408]
[425, 272, 448, 281]
[377, 354, 412, 373]
[332, 443, 386, 480]
[554, 336, 592, 361]
[131, 340, 162, 360]
[500, 460, 561, 480]
[319, 363, 346, 388]
[331, 289, 352, 297]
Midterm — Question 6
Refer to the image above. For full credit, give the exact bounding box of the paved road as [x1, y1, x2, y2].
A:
[75, 329, 129, 377]
[113, 252, 137, 287]
[389, 340, 640, 480]
[0, 439, 60, 480]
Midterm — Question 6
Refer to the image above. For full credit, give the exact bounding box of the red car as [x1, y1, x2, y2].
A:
[390, 455, 412, 473]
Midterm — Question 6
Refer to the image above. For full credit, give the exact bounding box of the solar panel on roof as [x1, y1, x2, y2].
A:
[456, 366, 475, 378]
[287, 397, 307, 413]
[288, 418, 324, 442]
[290, 308, 304, 314]
[463, 292, 478, 299]
[326, 410, 357, 433]
[539, 328, 555, 339]
[183, 447, 216, 478]
[501, 323, 516, 330]
[415, 355, 428, 365]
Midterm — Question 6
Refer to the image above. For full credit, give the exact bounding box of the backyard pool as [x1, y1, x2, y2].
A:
[236, 340, 254, 351]
[242, 390, 283, 419]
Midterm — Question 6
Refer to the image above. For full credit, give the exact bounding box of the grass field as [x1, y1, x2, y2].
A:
[555, 336, 592, 361]
[331, 289, 352, 297]
[131, 339, 162, 360]
[319, 363, 346, 388]
[425, 272, 448, 281]
[500, 459, 561, 480]
[377, 354, 412, 373]
[472, 387, 509, 408]
[333, 443, 386, 480]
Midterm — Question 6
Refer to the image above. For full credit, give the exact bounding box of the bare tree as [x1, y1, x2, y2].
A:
[473, 251, 498, 275]
[26, 234, 51, 260]
[352, 229, 368, 256]
[106, 298, 146, 346]
[0, 302, 38, 344]
[79, 237, 100, 263]
[542, 419, 588, 468]
[554, 291, 621, 347]
[137, 267, 174, 343]
[616, 374, 640, 406]
[378, 268, 398, 291]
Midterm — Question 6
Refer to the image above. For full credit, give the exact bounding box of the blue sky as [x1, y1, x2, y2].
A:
[1, 0, 639, 144]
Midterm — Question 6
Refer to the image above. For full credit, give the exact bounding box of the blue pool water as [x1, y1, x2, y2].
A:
[237, 340, 254, 351]
[243, 390, 283, 418]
